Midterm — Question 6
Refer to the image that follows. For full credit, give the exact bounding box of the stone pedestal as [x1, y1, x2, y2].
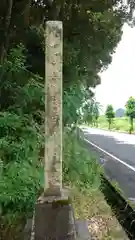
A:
[24, 189, 91, 240]
[24, 189, 77, 240]
[34, 190, 76, 240]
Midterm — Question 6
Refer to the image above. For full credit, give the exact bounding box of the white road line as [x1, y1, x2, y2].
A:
[84, 137, 135, 172]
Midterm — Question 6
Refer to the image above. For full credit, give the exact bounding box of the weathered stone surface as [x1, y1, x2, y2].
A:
[45, 21, 63, 194]
[24, 217, 92, 240]
[24, 215, 35, 240]
[40, 187, 71, 201]
[76, 220, 91, 240]
[34, 192, 77, 240]
[24, 219, 32, 240]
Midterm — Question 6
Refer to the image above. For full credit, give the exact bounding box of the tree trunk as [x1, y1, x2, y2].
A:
[129, 117, 133, 134]
[108, 120, 111, 130]
[0, 0, 13, 63]
[47, 0, 62, 20]
[24, 0, 32, 26]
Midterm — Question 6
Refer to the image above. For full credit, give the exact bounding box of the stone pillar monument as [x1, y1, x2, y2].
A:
[34, 21, 76, 240]
[44, 21, 63, 195]
[24, 21, 90, 240]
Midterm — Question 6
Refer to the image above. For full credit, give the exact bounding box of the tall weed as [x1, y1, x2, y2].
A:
[63, 131, 101, 191]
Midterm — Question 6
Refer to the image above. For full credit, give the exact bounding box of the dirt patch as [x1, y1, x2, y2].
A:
[72, 188, 128, 240]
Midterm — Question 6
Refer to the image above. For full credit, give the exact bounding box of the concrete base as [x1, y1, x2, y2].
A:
[34, 192, 76, 240]
[24, 218, 34, 240]
[24, 219, 91, 240]
[24, 189, 91, 240]
[76, 220, 91, 240]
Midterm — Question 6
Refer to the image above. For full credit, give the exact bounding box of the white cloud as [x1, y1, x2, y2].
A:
[95, 23, 135, 112]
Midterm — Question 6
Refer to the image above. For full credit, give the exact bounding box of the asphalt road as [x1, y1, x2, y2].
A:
[80, 127, 135, 200]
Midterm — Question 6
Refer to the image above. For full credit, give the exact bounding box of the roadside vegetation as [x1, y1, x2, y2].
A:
[126, 97, 135, 133]
[0, 0, 134, 239]
[105, 105, 115, 130]
[88, 96, 135, 134]
[95, 115, 135, 134]
[63, 132, 128, 239]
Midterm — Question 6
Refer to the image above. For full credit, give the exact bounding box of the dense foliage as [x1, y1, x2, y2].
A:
[0, 1, 134, 86]
[0, 46, 44, 224]
[0, 1, 134, 126]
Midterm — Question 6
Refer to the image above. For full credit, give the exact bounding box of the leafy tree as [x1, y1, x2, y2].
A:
[105, 104, 115, 129]
[0, 0, 134, 86]
[0, 1, 134, 132]
[125, 96, 135, 133]
[82, 95, 95, 125]
[83, 98, 102, 127]
[93, 101, 102, 127]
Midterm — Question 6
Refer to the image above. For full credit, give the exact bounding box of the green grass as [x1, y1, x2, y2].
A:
[63, 131, 128, 239]
[93, 115, 135, 134]
[2, 131, 128, 239]
[63, 131, 101, 190]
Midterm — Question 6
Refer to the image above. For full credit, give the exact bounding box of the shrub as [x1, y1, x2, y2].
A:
[0, 46, 44, 223]
[63, 131, 101, 191]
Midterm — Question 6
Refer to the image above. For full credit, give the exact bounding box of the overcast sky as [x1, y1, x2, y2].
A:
[95, 23, 135, 113]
